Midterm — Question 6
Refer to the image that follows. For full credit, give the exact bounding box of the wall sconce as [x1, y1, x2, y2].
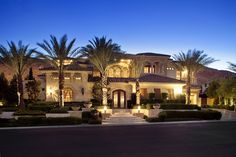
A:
[81, 88, 84, 95]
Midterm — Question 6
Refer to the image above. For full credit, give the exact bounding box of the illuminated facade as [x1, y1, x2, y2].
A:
[39, 53, 201, 107]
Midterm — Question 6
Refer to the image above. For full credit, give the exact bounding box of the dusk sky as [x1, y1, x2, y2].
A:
[0, 0, 236, 70]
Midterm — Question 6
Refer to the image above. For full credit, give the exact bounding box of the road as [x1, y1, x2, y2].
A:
[0, 121, 236, 157]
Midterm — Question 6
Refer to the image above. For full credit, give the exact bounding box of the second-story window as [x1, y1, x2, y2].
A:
[74, 73, 82, 81]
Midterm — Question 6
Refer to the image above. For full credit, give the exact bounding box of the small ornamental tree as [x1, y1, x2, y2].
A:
[25, 67, 41, 102]
[206, 80, 220, 105]
[0, 73, 9, 104]
[5, 75, 18, 106]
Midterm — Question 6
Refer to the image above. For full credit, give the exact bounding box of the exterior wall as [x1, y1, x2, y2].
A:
[109, 82, 133, 101]
[138, 82, 184, 99]
[45, 70, 93, 102]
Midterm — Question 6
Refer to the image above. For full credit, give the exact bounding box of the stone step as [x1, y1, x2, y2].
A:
[103, 112, 147, 125]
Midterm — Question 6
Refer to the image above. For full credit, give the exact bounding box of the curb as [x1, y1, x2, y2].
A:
[1, 119, 236, 130]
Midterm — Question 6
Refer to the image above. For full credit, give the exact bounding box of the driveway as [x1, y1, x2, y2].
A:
[0, 121, 236, 157]
[212, 109, 236, 120]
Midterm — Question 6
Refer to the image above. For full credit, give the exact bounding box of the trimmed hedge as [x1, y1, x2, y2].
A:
[160, 104, 201, 110]
[48, 107, 69, 113]
[146, 117, 163, 122]
[0, 106, 18, 112]
[27, 102, 56, 112]
[0, 117, 82, 127]
[205, 105, 235, 111]
[158, 110, 222, 121]
[82, 110, 102, 123]
[14, 110, 45, 116]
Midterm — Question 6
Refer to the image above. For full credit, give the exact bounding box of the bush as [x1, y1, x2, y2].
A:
[160, 104, 201, 110]
[48, 107, 69, 113]
[149, 93, 155, 101]
[14, 110, 45, 116]
[88, 118, 102, 124]
[146, 117, 162, 122]
[45, 117, 82, 125]
[0, 106, 18, 112]
[27, 102, 56, 112]
[82, 110, 102, 124]
[0, 117, 82, 127]
[207, 104, 235, 111]
[157, 110, 222, 121]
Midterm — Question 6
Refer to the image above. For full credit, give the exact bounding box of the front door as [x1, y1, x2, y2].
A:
[113, 90, 126, 108]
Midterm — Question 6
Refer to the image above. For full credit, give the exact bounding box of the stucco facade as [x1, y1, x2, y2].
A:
[38, 52, 201, 107]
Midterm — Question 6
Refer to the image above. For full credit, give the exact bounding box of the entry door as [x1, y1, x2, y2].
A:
[113, 90, 126, 108]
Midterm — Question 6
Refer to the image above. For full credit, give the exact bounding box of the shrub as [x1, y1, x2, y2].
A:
[48, 107, 69, 113]
[0, 106, 18, 112]
[146, 117, 162, 122]
[88, 118, 102, 124]
[160, 104, 201, 110]
[0, 117, 82, 127]
[81, 110, 102, 124]
[17, 117, 45, 126]
[45, 117, 82, 125]
[27, 102, 56, 112]
[157, 110, 222, 121]
[149, 93, 155, 101]
[14, 110, 45, 116]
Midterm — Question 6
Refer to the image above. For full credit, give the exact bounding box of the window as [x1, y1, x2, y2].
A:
[140, 88, 148, 99]
[74, 73, 82, 81]
[64, 88, 73, 102]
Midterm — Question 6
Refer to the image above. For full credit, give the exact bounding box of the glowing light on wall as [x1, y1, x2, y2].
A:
[174, 87, 183, 95]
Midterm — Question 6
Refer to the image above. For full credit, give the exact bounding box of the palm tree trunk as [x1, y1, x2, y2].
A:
[186, 70, 191, 105]
[59, 70, 64, 107]
[18, 74, 25, 109]
[136, 78, 140, 105]
[101, 74, 108, 106]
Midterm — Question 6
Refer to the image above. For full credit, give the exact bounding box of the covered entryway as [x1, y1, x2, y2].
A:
[112, 89, 126, 108]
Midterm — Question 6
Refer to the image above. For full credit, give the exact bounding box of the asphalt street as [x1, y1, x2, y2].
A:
[0, 121, 236, 157]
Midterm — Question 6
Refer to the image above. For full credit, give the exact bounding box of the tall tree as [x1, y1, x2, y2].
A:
[37, 35, 79, 107]
[173, 49, 216, 105]
[0, 41, 36, 108]
[130, 58, 144, 105]
[228, 62, 236, 72]
[80, 36, 123, 106]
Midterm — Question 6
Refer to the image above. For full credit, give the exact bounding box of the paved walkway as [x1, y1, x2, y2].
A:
[213, 109, 236, 120]
[103, 112, 147, 125]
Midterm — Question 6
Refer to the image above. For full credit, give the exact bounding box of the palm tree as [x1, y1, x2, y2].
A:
[80, 36, 123, 106]
[173, 49, 216, 105]
[228, 62, 236, 72]
[130, 58, 144, 105]
[37, 35, 79, 107]
[0, 41, 36, 108]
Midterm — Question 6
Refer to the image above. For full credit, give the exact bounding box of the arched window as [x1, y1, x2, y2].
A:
[113, 67, 121, 77]
[64, 88, 73, 102]
[122, 67, 129, 78]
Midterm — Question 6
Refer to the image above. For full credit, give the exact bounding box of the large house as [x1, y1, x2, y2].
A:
[38, 52, 201, 108]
